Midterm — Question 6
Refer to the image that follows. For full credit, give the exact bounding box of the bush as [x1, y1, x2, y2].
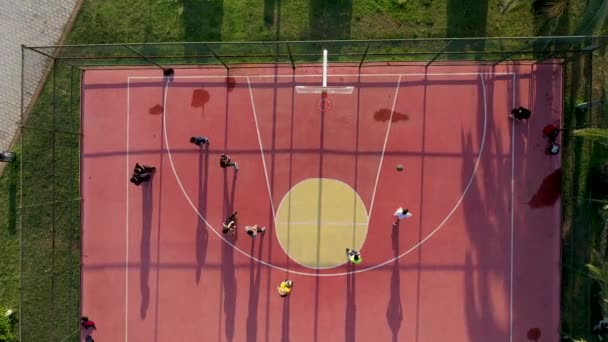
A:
[0, 311, 17, 342]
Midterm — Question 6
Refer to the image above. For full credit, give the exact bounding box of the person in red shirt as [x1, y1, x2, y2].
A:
[81, 316, 96, 330]
[543, 123, 560, 143]
[542, 123, 561, 156]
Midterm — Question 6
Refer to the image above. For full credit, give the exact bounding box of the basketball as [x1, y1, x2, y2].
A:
[396, 164, 404, 171]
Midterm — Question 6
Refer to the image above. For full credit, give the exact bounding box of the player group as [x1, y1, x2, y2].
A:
[128, 135, 416, 298]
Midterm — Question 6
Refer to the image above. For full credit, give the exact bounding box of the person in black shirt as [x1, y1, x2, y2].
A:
[190, 136, 210, 148]
[220, 154, 238, 171]
[509, 107, 531, 122]
[130, 163, 155, 185]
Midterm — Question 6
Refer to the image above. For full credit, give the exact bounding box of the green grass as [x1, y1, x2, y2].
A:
[0, 160, 19, 329]
[63, 0, 591, 44]
[1, 0, 607, 340]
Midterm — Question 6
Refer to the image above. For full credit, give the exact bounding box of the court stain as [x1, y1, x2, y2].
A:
[373, 108, 409, 122]
[527, 168, 561, 208]
[149, 104, 163, 115]
[275, 178, 368, 269]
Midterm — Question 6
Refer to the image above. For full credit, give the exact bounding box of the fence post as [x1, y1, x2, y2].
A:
[426, 40, 452, 68]
[50, 58, 58, 342]
[286, 43, 296, 70]
[28, 47, 82, 70]
[205, 44, 229, 70]
[18, 46, 24, 342]
[493, 38, 538, 66]
[123, 44, 165, 70]
[358, 43, 370, 70]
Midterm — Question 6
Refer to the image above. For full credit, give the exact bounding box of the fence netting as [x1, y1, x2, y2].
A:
[19, 36, 607, 341]
[20, 49, 81, 341]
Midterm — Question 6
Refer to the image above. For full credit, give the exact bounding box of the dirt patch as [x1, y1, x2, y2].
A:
[149, 104, 163, 115]
[374, 108, 409, 122]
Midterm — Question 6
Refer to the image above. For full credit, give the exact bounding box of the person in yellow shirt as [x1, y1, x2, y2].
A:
[277, 280, 293, 297]
[346, 248, 362, 264]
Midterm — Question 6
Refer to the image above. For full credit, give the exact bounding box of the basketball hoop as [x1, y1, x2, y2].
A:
[295, 50, 354, 95]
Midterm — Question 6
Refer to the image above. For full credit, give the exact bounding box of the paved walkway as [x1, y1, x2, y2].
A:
[0, 0, 79, 150]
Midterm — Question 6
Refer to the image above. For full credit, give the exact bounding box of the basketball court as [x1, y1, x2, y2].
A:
[80, 60, 562, 341]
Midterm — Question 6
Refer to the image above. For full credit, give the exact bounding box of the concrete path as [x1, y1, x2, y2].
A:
[0, 0, 79, 150]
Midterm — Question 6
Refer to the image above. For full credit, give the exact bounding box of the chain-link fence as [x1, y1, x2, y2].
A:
[19, 36, 607, 341]
[561, 42, 608, 342]
[20, 48, 81, 342]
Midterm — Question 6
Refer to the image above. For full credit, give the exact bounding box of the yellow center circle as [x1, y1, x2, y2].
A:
[275, 178, 369, 269]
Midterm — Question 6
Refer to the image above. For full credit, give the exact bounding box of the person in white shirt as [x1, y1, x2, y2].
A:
[393, 207, 412, 227]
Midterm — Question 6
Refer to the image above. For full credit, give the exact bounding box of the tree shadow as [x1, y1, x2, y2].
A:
[386, 228, 403, 342]
[195, 148, 210, 283]
[264, 0, 277, 27]
[140, 182, 153, 319]
[191, 89, 211, 119]
[462, 73, 508, 340]
[446, 0, 488, 38]
[182, 0, 224, 41]
[182, 0, 224, 62]
[309, 0, 353, 39]
[446, 0, 489, 58]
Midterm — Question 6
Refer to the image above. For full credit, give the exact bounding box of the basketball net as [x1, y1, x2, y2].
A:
[295, 49, 354, 95]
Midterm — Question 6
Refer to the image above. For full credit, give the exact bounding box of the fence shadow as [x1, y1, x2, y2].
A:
[264, 0, 277, 27]
[182, 0, 224, 63]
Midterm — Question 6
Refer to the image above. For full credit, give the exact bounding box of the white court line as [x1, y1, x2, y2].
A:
[271, 178, 370, 270]
[124, 78, 131, 342]
[128, 72, 515, 80]
[152, 71, 492, 276]
[246, 77, 278, 224]
[276, 221, 369, 226]
[160, 79, 294, 274]
[509, 73, 516, 342]
[367, 75, 402, 222]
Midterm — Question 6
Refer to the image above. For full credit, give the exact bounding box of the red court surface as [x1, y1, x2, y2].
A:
[81, 63, 562, 342]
